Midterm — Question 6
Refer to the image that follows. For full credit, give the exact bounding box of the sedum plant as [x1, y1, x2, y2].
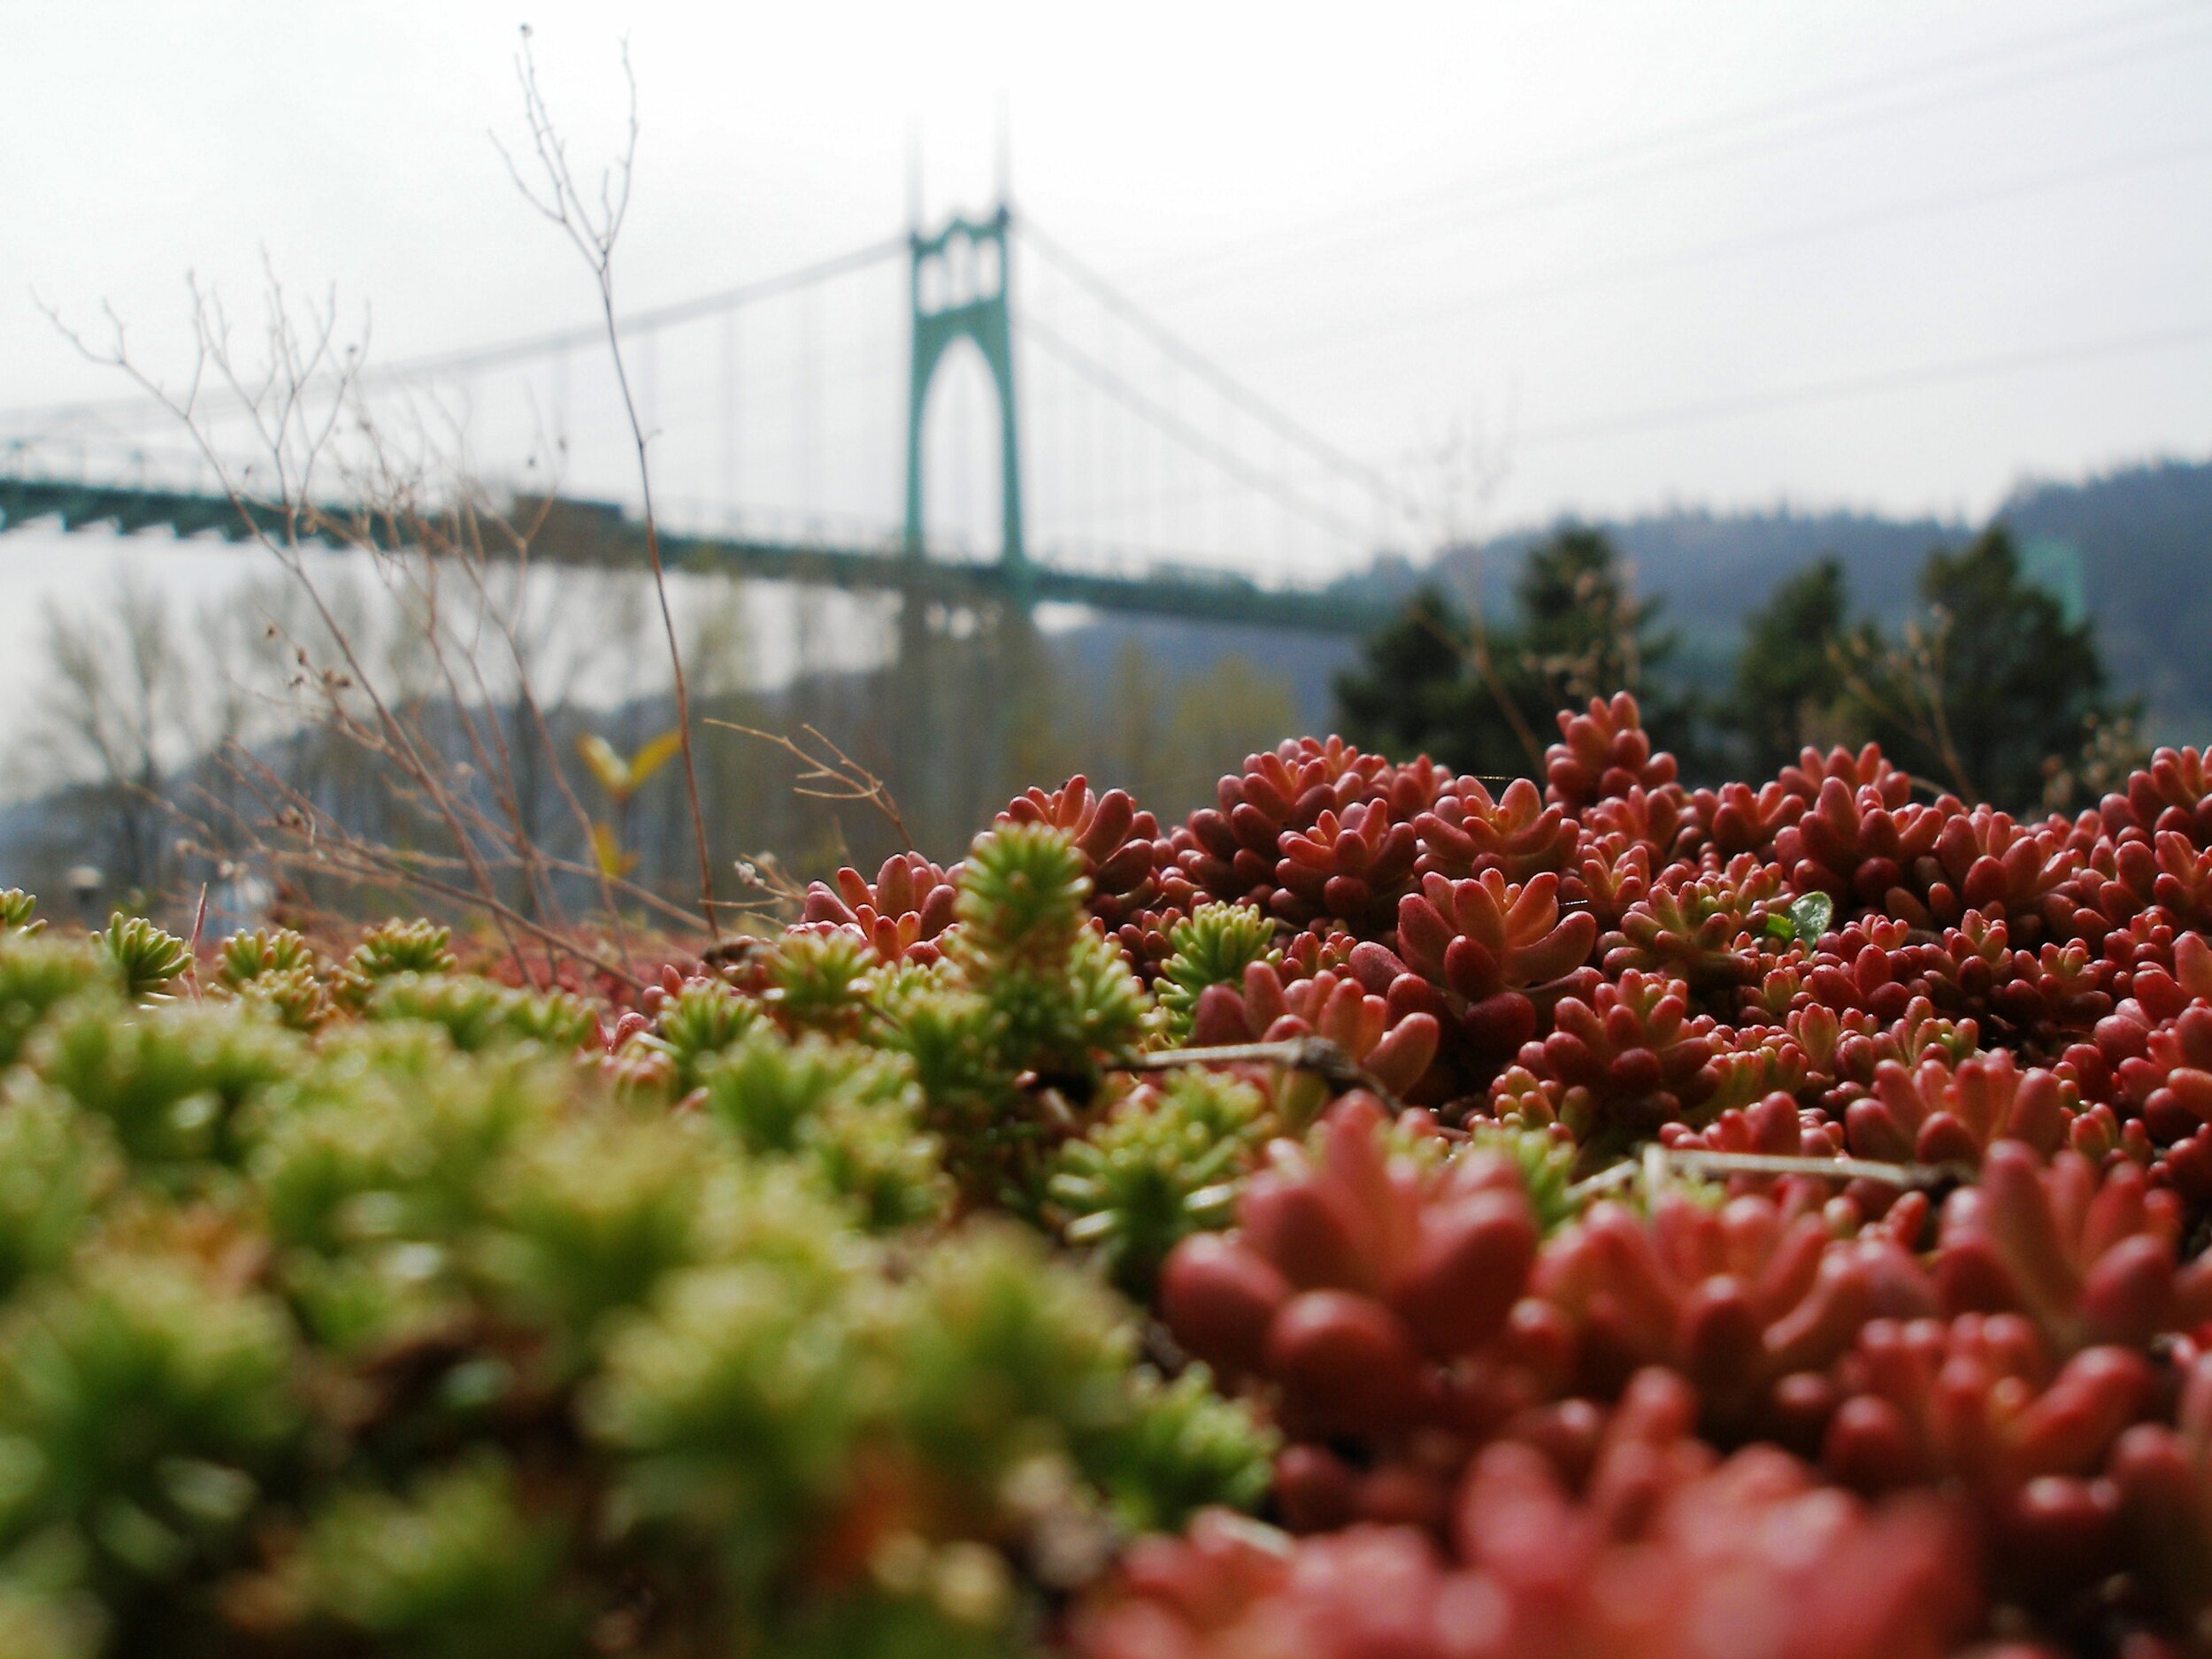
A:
[96, 915, 189, 1000]
[0, 861, 1272, 1655]
[7, 710, 2212, 1653]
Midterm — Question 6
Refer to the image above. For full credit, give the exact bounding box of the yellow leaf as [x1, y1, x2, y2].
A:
[627, 728, 686, 790]
[575, 733, 631, 802]
[588, 822, 638, 879]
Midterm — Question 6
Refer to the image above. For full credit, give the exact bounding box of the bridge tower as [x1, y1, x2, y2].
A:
[902, 204, 1026, 587]
[892, 200, 1041, 849]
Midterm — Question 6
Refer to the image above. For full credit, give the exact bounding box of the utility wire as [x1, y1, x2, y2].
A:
[1515, 318, 2212, 447]
[1017, 312, 1376, 550]
[1019, 219, 1411, 515]
[1129, 4, 2212, 301]
[1211, 133, 2212, 364]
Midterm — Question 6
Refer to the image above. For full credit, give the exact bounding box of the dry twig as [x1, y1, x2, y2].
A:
[495, 30, 719, 933]
[1115, 1037, 1407, 1115]
[710, 721, 916, 851]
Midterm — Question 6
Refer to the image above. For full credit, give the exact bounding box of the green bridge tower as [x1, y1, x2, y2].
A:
[894, 200, 1040, 842]
[902, 203, 1027, 593]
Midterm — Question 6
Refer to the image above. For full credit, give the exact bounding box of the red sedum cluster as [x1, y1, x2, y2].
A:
[789, 702, 2212, 1655]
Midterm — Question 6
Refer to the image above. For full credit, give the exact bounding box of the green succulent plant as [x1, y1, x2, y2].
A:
[97, 915, 190, 999]
[1048, 1071, 1271, 1294]
[1154, 902, 1279, 1042]
[346, 919, 459, 987]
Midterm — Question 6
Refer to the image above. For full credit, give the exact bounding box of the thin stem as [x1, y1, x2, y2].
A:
[710, 720, 915, 851]
[1569, 1146, 1977, 1202]
[499, 33, 720, 934]
[1116, 1037, 1405, 1113]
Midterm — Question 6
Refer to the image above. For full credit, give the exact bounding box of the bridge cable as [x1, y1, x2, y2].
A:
[0, 235, 909, 434]
[1018, 219, 1413, 520]
[1015, 312, 1376, 551]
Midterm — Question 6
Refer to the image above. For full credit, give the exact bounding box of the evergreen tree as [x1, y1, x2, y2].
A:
[1335, 587, 1470, 761]
[1333, 587, 1537, 777]
[1515, 525, 1674, 706]
[1515, 524, 1701, 768]
[1849, 526, 2124, 810]
[1337, 530, 1696, 778]
[1728, 557, 1854, 777]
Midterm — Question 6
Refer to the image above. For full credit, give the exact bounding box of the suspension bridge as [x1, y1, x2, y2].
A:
[0, 201, 1415, 636]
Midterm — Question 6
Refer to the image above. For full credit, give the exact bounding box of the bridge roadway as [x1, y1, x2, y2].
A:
[0, 477, 1396, 637]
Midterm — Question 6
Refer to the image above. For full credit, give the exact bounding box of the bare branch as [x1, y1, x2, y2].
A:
[710, 721, 915, 851]
[1115, 1037, 1406, 1116]
[496, 27, 719, 933]
[1568, 1146, 1977, 1202]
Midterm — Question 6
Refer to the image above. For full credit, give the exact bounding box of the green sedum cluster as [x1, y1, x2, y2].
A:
[1150, 902, 1280, 1044]
[0, 835, 1279, 1657]
[1048, 1071, 1272, 1296]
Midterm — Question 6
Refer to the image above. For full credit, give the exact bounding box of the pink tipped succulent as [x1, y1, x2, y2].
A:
[1347, 871, 1599, 1096]
[1773, 777, 1947, 914]
[1272, 799, 1419, 936]
[1839, 1051, 2074, 1167]
[1158, 1097, 1541, 1522]
[800, 851, 960, 965]
[1544, 692, 1678, 813]
[1681, 778, 1808, 861]
[1175, 738, 1392, 908]
[1778, 742, 1913, 810]
[2110, 1350, 2212, 1632]
[1582, 782, 1692, 859]
[1932, 1143, 2212, 1354]
[1531, 1189, 1933, 1429]
[2111, 745, 2212, 846]
[1659, 1087, 1842, 1164]
[1804, 914, 1920, 1022]
[1077, 1383, 1979, 1659]
[1516, 969, 1720, 1141]
[998, 773, 1164, 927]
[1188, 962, 1440, 1126]
[1886, 804, 2084, 943]
[1601, 855, 1790, 1006]
[1821, 1315, 2155, 1604]
[1558, 830, 1647, 933]
[1412, 775, 1577, 883]
[1374, 753, 1457, 819]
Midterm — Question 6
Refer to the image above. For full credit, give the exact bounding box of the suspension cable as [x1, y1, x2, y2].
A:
[1019, 218, 1410, 518]
[1016, 311, 1374, 551]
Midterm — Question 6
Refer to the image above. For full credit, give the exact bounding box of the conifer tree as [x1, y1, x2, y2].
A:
[1848, 526, 2125, 808]
[1727, 556, 1854, 777]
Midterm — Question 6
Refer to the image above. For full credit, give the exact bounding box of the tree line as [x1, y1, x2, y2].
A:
[3, 563, 1305, 923]
[1334, 522, 2135, 812]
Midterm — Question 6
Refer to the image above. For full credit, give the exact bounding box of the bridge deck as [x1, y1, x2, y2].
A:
[0, 478, 1394, 636]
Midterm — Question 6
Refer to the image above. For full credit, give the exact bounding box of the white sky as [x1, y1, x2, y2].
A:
[3, 0, 2209, 747]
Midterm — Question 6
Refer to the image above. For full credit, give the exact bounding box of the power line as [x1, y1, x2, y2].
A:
[1515, 318, 2212, 448]
[1126, 4, 2212, 303]
[1209, 133, 2212, 365]
[1019, 218, 1409, 514]
[1016, 312, 1377, 550]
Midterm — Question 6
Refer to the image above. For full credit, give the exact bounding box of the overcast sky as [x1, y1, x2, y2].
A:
[3, 0, 2209, 736]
